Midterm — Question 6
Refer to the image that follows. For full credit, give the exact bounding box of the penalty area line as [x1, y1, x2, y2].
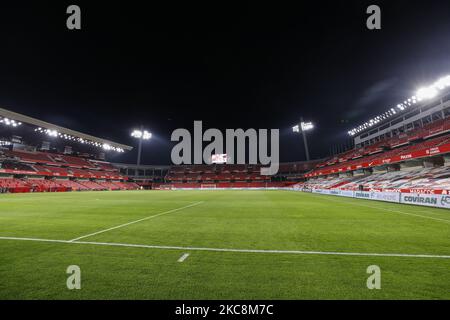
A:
[68, 201, 204, 242]
[0, 236, 449, 259]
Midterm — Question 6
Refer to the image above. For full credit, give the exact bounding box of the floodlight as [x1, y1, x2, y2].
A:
[301, 122, 314, 131]
[131, 127, 152, 165]
[434, 75, 450, 89]
[348, 74, 450, 136]
[46, 129, 58, 137]
[416, 86, 438, 100]
[131, 129, 143, 138]
[292, 119, 314, 161]
[142, 130, 152, 140]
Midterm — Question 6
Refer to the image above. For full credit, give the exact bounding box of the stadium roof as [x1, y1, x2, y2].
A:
[348, 75, 450, 136]
[0, 107, 133, 151]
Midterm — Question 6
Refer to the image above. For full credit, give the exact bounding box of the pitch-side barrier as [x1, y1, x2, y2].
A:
[294, 187, 450, 209]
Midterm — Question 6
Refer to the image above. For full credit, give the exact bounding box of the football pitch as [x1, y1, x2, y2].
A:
[0, 190, 449, 299]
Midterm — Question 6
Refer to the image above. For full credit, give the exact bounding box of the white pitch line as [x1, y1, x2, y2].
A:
[308, 194, 450, 224]
[177, 253, 190, 262]
[68, 201, 204, 242]
[0, 236, 449, 259]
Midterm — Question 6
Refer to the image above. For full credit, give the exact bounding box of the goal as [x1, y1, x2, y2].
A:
[158, 184, 174, 190]
[200, 184, 217, 189]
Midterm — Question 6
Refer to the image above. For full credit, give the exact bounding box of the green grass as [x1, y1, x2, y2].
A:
[0, 190, 449, 299]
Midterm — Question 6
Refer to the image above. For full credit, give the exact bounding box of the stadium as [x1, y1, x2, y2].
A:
[1, 74, 450, 300]
[0, 1, 449, 305]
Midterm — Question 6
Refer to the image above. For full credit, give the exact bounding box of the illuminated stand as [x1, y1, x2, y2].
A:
[348, 75, 450, 136]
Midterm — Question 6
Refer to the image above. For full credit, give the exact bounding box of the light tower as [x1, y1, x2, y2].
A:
[131, 126, 152, 166]
[292, 117, 314, 161]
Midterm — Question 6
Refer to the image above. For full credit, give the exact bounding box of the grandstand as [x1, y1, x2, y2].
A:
[0, 108, 139, 193]
[300, 81, 450, 206]
[1, 75, 450, 197]
[0, 149, 140, 193]
[165, 163, 273, 189]
[112, 160, 320, 190]
[302, 166, 450, 192]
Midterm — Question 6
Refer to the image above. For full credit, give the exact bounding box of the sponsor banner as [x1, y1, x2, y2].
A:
[354, 191, 371, 199]
[398, 188, 448, 195]
[312, 189, 330, 195]
[370, 191, 400, 203]
[440, 195, 450, 208]
[382, 188, 450, 195]
[319, 189, 399, 203]
[305, 188, 449, 209]
[328, 189, 341, 196]
[304, 142, 450, 177]
[401, 193, 450, 209]
[340, 190, 354, 197]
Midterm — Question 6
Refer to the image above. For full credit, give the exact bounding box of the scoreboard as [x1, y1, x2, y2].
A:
[211, 154, 228, 164]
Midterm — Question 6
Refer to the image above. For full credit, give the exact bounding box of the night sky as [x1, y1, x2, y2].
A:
[1, 1, 450, 165]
